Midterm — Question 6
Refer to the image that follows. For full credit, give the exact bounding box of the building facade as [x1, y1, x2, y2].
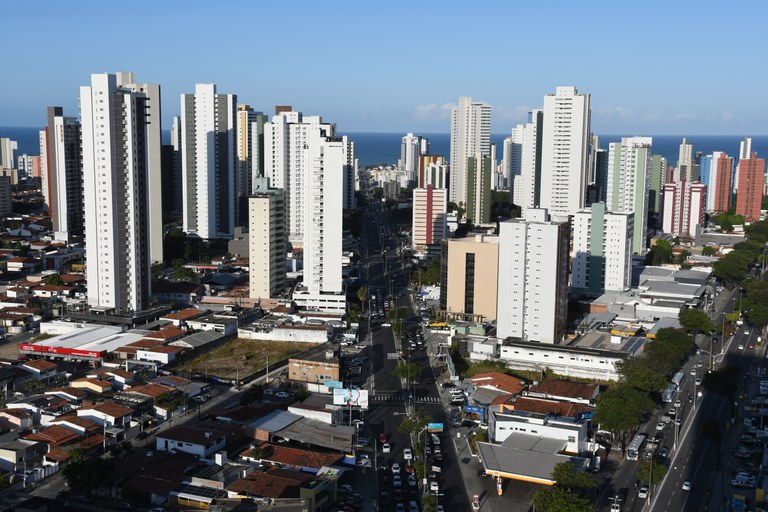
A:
[649, 155, 667, 214]
[539, 87, 591, 220]
[449, 97, 491, 207]
[571, 203, 633, 294]
[735, 153, 765, 222]
[465, 154, 492, 224]
[249, 178, 286, 300]
[236, 105, 267, 226]
[704, 152, 733, 213]
[181, 83, 237, 240]
[496, 209, 569, 344]
[662, 180, 706, 237]
[605, 137, 651, 254]
[674, 137, 694, 182]
[419, 155, 448, 189]
[80, 72, 158, 313]
[412, 186, 447, 256]
[40, 106, 83, 242]
[440, 235, 499, 321]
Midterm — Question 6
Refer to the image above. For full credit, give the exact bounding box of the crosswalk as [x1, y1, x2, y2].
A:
[371, 394, 441, 403]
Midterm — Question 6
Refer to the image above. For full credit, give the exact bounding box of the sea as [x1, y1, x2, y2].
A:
[3, 125, 767, 169]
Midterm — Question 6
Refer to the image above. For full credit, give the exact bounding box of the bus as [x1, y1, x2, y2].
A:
[626, 433, 647, 461]
[671, 371, 685, 389]
[661, 383, 677, 403]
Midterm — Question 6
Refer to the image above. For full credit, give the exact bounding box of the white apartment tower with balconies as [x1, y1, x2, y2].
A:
[181, 83, 237, 240]
[81, 72, 160, 313]
[539, 87, 591, 221]
[449, 97, 491, 207]
[496, 209, 569, 344]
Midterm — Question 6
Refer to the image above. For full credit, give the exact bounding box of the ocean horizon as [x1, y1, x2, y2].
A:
[3, 126, 767, 170]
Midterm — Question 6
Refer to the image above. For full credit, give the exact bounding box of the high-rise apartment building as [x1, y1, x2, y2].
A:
[236, 105, 267, 226]
[265, 112, 353, 245]
[662, 180, 706, 237]
[160, 116, 183, 222]
[418, 155, 448, 189]
[735, 137, 754, 192]
[496, 209, 569, 344]
[509, 110, 543, 211]
[571, 203, 633, 294]
[0, 176, 11, 216]
[674, 137, 694, 182]
[701, 152, 733, 213]
[181, 83, 237, 240]
[248, 177, 286, 300]
[342, 136, 357, 211]
[40, 106, 83, 242]
[649, 155, 667, 214]
[80, 72, 160, 313]
[412, 186, 447, 256]
[400, 133, 422, 184]
[0, 138, 17, 169]
[539, 87, 591, 220]
[440, 235, 499, 321]
[465, 154, 492, 224]
[449, 97, 491, 207]
[606, 137, 652, 254]
[735, 153, 765, 222]
[290, 127, 348, 313]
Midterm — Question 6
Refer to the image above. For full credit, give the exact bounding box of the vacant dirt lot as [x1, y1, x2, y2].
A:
[175, 338, 317, 380]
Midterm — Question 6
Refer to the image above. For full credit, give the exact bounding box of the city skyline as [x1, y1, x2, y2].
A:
[2, 1, 767, 135]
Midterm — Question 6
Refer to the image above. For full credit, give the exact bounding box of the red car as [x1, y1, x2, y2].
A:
[404, 464, 415, 474]
[379, 433, 388, 444]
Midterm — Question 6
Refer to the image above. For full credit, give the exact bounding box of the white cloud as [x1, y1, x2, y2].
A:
[413, 102, 455, 122]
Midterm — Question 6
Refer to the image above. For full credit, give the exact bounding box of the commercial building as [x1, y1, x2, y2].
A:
[735, 153, 765, 222]
[539, 86, 591, 220]
[606, 137, 651, 254]
[248, 178, 286, 300]
[181, 83, 237, 240]
[496, 209, 569, 344]
[440, 235, 499, 321]
[662, 180, 706, 237]
[81, 72, 160, 312]
[412, 186, 447, 256]
[571, 203, 633, 294]
[449, 97, 491, 207]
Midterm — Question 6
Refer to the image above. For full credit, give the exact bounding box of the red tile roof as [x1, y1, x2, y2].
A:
[527, 380, 599, 401]
[471, 372, 526, 396]
[507, 396, 595, 419]
[23, 359, 58, 372]
[246, 441, 342, 469]
[129, 383, 175, 399]
[161, 308, 207, 321]
[227, 466, 312, 498]
[23, 424, 80, 446]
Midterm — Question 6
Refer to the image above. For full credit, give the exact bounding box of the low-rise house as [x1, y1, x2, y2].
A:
[244, 441, 343, 472]
[7, 257, 38, 274]
[76, 401, 134, 428]
[7, 393, 78, 425]
[155, 425, 226, 458]
[152, 281, 205, 305]
[22, 359, 60, 382]
[70, 377, 113, 394]
[136, 345, 185, 365]
[526, 379, 600, 405]
[160, 308, 210, 328]
[0, 439, 45, 472]
[227, 466, 333, 512]
[0, 408, 33, 431]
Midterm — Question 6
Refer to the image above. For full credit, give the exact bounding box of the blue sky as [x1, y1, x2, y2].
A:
[2, 0, 766, 135]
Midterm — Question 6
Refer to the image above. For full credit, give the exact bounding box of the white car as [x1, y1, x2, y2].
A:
[638, 486, 649, 499]
[674, 399, 682, 408]
[682, 480, 691, 491]
[275, 391, 290, 399]
[403, 448, 413, 460]
[429, 481, 439, 493]
[655, 421, 665, 431]
[392, 463, 401, 474]
[382, 443, 391, 453]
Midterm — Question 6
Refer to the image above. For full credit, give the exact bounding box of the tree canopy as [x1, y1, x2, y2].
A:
[678, 308, 714, 334]
[645, 239, 673, 265]
[531, 462, 597, 512]
[594, 384, 655, 444]
[392, 362, 422, 382]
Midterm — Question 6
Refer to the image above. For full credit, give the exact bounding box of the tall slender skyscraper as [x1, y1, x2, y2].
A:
[465, 154, 492, 224]
[511, 110, 543, 211]
[539, 86, 591, 220]
[400, 133, 422, 185]
[249, 177, 286, 300]
[40, 106, 83, 242]
[236, 105, 267, 226]
[81, 72, 160, 312]
[703, 152, 733, 213]
[449, 97, 491, 207]
[0, 138, 17, 169]
[181, 83, 237, 240]
[606, 137, 652, 254]
[649, 155, 667, 214]
[674, 137, 694, 182]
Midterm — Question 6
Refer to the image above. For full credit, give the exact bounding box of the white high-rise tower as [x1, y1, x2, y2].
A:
[449, 97, 491, 207]
[539, 87, 591, 220]
[81, 72, 160, 312]
[181, 83, 237, 239]
[606, 137, 652, 254]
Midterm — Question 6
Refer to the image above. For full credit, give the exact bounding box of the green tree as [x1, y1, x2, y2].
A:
[678, 308, 714, 334]
[44, 274, 64, 286]
[713, 251, 752, 287]
[646, 328, 694, 376]
[550, 462, 599, 493]
[701, 246, 717, 256]
[420, 256, 441, 285]
[594, 384, 655, 452]
[616, 358, 667, 393]
[356, 286, 368, 312]
[532, 486, 592, 512]
[392, 362, 422, 382]
[397, 407, 433, 437]
[645, 239, 673, 265]
[386, 306, 408, 338]
[62, 452, 115, 492]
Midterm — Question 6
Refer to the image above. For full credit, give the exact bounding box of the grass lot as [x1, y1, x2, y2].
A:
[175, 338, 317, 380]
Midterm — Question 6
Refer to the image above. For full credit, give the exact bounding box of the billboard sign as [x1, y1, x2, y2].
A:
[427, 422, 444, 432]
[19, 344, 104, 359]
[324, 380, 344, 389]
[333, 388, 369, 408]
